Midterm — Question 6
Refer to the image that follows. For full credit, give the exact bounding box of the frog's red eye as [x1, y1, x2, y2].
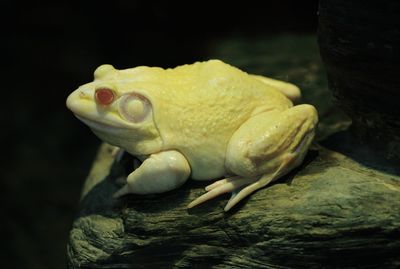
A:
[95, 88, 115, 105]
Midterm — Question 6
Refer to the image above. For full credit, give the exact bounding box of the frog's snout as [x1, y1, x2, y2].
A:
[66, 87, 93, 116]
[66, 90, 78, 112]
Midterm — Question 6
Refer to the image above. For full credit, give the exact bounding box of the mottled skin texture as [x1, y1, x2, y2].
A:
[66, 60, 318, 211]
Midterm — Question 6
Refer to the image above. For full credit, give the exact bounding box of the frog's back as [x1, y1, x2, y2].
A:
[151, 60, 293, 179]
[166, 59, 291, 108]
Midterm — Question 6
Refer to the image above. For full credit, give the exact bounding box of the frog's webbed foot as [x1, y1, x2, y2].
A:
[188, 176, 252, 211]
[188, 151, 301, 211]
[188, 174, 277, 211]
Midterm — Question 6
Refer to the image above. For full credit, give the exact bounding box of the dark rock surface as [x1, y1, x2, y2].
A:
[67, 35, 400, 269]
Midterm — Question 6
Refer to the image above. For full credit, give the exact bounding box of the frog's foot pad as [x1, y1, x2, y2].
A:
[188, 176, 263, 211]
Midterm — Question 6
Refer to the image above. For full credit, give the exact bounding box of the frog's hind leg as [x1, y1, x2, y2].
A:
[251, 74, 301, 103]
[222, 153, 296, 211]
[226, 105, 317, 210]
[188, 105, 317, 211]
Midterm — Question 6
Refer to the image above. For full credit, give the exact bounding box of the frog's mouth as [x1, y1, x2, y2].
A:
[75, 114, 131, 134]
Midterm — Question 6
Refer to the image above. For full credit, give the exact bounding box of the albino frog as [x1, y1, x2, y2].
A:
[66, 60, 318, 211]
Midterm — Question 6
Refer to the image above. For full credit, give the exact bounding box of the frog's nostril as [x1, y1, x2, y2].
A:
[95, 88, 115, 105]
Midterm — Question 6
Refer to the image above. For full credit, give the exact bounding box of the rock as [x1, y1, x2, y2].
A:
[318, 0, 400, 161]
[67, 35, 400, 269]
[67, 144, 400, 269]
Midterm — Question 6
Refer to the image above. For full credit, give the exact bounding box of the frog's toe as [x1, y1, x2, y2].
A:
[204, 177, 235, 191]
[188, 169, 285, 211]
[110, 146, 125, 161]
[187, 176, 257, 211]
[224, 181, 261, 211]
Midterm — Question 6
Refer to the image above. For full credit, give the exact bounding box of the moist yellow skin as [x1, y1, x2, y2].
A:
[66, 60, 318, 211]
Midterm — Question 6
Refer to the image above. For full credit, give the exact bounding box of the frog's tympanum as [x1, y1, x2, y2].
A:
[66, 60, 318, 211]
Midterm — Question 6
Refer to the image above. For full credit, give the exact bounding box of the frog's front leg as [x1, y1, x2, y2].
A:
[113, 150, 191, 198]
[188, 104, 318, 211]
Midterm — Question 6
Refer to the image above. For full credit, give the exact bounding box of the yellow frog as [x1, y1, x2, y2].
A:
[66, 60, 318, 211]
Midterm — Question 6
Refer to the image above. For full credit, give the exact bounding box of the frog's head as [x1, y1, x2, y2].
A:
[66, 64, 163, 155]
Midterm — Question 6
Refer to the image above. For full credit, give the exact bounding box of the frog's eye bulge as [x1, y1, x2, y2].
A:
[118, 94, 151, 123]
[95, 88, 115, 105]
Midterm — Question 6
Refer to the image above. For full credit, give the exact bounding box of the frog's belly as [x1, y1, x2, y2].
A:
[189, 156, 227, 180]
[183, 146, 228, 181]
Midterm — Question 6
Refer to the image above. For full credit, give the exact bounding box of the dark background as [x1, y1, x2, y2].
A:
[3, 1, 318, 268]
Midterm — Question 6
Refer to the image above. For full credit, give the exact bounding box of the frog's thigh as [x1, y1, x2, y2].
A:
[251, 74, 301, 102]
[113, 150, 191, 197]
[225, 105, 317, 178]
